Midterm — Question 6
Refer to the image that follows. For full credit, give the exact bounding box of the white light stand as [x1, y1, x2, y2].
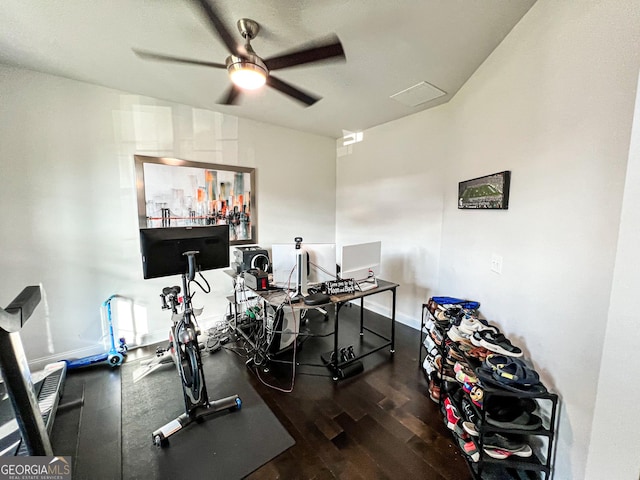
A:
[292, 237, 308, 300]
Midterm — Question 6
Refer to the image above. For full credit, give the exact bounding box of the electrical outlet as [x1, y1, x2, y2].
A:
[490, 254, 503, 274]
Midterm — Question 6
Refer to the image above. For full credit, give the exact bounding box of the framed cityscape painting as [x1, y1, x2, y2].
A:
[134, 155, 256, 245]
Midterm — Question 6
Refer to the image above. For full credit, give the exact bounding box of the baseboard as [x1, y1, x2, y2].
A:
[27, 310, 410, 372]
[130, 313, 228, 350]
[357, 300, 420, 331]
[28, 345, 102, 372]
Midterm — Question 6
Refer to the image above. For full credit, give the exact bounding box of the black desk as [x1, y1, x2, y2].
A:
[321, 279, 399, 379]
[226, 271, 399, 380]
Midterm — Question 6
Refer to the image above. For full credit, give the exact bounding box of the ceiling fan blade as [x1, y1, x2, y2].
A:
[218, 85, 242, 105]
[133, 49, 226, 69]
[193, 0, 240, 56]
[266, 75, 320, 107]
[264, 35, 345, 71]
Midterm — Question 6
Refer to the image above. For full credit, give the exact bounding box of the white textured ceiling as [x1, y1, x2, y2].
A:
[0, 0, 536, 139]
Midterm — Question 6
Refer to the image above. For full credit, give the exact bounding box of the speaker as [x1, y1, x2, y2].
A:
[232, 246, 270, 274]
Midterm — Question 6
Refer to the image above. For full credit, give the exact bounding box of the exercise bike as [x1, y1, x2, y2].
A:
[152, 250, 241, 447]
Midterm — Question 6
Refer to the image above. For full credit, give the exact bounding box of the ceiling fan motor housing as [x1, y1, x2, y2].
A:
[237, 18, 260, 40]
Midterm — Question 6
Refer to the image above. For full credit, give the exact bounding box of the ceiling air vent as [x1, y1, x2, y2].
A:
[390, 81, 446, 107]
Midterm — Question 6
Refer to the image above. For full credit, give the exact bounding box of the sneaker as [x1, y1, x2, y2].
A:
[424, 317, 435, 331]
[466, 346, 491, 361]
[428, 373, 441, 403]
[428, 381, 440, 403]
[433, 354, 443, 371]
[427, 298, 440, 315]
[471, 329, 523, 357]
[457, 315, 479, 334]
[441, 380, 461, 398]
[486, 396, 537, 416]
[447, 326, 473, 345]
[483, 433, 527, 452]
[447, 308, 465, 326]
[434, 309, 449, 321]
[457, 436, 480, 462]
[459, 315, 498, 335]
[454, 362, 478, 384]
[429, 328, 444, 346]
[443, 397, 464, 435]
[445, 347, 464, 366]
[483, 447, 512, 459]
[423, 356, 434, 375]
[423, 333, 437, 352]
[461, 397, 480, 424]
[483, 444, 533, 459]
[486, 411, 542, 431]
[462, 421, 479, 437]
[439, 365, 457, 383]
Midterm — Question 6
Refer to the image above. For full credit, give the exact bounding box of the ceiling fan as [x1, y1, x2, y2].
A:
[133, 0, 346, 107]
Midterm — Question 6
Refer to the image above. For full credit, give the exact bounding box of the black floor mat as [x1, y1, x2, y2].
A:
[121, 347, 295, 480]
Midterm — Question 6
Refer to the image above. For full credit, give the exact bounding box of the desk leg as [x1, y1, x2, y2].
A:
[332, 303, 340, 380]
[391, 288, 396, 354]
[360, 297, 364, 336]
[233, 279, 239, 331]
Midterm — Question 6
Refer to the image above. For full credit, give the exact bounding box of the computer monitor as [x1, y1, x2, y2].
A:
[340, 241, 382, 281]
[139, 226, 230, 279]
[271, 243, 337, 290]
[307, 244, 337, 284]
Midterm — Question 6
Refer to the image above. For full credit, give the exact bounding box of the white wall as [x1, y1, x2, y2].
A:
[336, 1, 640, 478]
[585, 70, 640, 480]
[0, 64, 335, 368]
[336, 107, 451, 326]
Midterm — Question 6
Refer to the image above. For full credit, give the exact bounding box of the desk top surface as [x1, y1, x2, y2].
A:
[225, 270, 398, 308]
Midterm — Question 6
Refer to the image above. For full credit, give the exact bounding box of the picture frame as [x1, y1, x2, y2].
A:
[458, 171, 511, 210]
[134, 155, 256, 245]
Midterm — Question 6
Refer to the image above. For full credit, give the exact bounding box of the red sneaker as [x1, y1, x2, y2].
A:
[443, 397, 464, 435]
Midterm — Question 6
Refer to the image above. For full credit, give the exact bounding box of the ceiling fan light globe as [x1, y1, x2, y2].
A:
[230, 68, 266, 90]
[227, 56, 268, 90]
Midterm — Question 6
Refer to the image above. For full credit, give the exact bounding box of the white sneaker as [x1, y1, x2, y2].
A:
[458, 315, 498, 335]
[447, 325, 473, 345]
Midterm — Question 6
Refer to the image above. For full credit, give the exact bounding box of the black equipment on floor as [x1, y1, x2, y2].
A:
[0, 285, 67, 456]
[139, 225, 241, 447]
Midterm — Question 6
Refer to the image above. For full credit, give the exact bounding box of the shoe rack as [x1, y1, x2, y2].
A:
[419, 300, 559, 480]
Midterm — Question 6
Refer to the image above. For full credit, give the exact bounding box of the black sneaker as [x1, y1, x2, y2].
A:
[461, 397, 479, 424]
[485, 397, 537, 421]
[483, 433, 527, 452]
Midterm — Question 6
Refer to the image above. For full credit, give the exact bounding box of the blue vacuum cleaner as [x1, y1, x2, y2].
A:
[64, 295, 128, 369]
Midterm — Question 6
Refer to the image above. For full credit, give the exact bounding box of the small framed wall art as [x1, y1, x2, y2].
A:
[458, 171, 511, 210]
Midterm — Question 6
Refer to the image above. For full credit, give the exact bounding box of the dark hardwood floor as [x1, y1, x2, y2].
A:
[50, 303, 472, 479]
[226, 304, 472, 480]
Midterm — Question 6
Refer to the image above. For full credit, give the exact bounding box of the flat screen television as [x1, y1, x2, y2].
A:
[139, 226, 230, 279]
